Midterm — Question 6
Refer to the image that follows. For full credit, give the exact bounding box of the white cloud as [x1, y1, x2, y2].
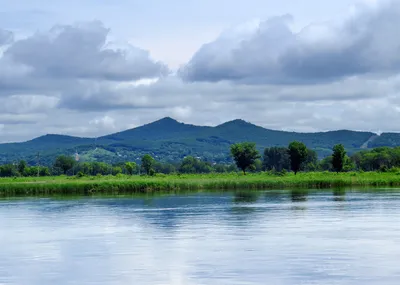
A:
[0, 28, 13, 46]
[171, 106, 192, 120]
[89, 115, 116, 131]
[3, 21, 168, 82]
[1, 1, 400, 142]
[0, 95, 59, 114]
[180, 1, 400, 85]
[0, 113, 46, 124]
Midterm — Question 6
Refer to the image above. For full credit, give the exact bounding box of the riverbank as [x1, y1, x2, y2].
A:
[1, 171, 400, 196]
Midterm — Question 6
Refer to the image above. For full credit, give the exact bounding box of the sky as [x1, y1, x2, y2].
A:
[0, 0, 399, 142]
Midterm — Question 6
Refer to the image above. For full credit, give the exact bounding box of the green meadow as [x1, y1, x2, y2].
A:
[2, 171, 400, 197]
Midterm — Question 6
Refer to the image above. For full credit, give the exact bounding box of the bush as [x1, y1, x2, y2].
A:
[267, 168, 287, 177]
[280, 169, 288, 176]
[76, 171, 85, 178]
[389, 167, 400, 173]
[379, 165, 389, 173]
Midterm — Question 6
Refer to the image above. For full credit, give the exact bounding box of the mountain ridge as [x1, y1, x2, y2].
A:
[4, 117, 380, 144]
[0, 117, 398, 166]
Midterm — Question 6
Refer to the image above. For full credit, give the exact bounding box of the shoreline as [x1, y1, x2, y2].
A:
[1, 172, 400, 197]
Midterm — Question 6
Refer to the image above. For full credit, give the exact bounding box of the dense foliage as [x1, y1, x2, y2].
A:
[54, 155, 76, 174]
[179, 156, 212, 174]
[141, 154, 155, 175]
[288, 141, 308, 175]
[230, 142, 260, 174]
[3, 140, 400, 178]
[263, 147, 290, 171]
[332, 144, 346, 173]
[0, 155, 237, 178]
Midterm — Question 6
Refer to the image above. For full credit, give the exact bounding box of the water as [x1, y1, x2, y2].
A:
[1, 189, 400, 285]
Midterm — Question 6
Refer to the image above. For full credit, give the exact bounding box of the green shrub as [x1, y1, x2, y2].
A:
[76, 171, 85, 178]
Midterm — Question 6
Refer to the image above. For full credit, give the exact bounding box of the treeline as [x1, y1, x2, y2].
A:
[0, 154, 238, 178]
[0, 161, 50, 177]
[2, 142, 400, 178]
[230, 141, 320, 175]
[236, 142, 400, 174]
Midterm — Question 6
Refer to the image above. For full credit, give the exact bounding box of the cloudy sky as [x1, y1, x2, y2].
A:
[0, 0, 399, 142]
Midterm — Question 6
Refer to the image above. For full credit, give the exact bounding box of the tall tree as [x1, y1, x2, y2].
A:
[17, 160, 27, 174]
[112, 166, 123, 175]
[303, 149, 318, 171]
[125, 162, 137, 175]
[179, 156, 212, 174]
[288, 141, 308, 175]
[263, 147, 290, 171]
[141, 154, 155, 175]
[230, 142, 260, 175]
[54, 155, 75, 174]
[332, 144, 346, 173]
[0, 164, 18, 177]
[319, 156, 333, 171]
[252, 159, 263, 172]
[153, 162, 177, 174]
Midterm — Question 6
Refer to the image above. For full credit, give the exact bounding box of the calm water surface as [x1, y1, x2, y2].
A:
[1, 189, 400, 285]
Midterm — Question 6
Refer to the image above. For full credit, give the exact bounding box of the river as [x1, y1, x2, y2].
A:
[1, 189, 400, 284]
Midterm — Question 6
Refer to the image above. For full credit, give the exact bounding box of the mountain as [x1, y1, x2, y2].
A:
[100, 117, 210, 142]
[0, 117, 395, 166]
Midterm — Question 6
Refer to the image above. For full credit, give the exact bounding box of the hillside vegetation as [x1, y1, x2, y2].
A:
[0, 117, 389, 166]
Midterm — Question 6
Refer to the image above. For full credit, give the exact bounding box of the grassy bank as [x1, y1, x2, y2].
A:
[1, 171, 400, 197]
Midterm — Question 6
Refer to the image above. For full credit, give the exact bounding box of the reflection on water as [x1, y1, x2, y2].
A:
[264, 190, 285, 202]
[290, 189, 309, 202]
[233, 191, 260, 204]
[1, 189, 400, 285]
[333, 188, 346, 202]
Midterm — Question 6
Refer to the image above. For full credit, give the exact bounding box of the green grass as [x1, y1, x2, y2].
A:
[1, 171, 400, 197]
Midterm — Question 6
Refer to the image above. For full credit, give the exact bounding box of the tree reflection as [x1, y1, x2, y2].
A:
[333, 188, 346, 202]
[229, 191, 260, 218]
[233, 191, 259, 204]
[264, 191, 285, 203]
[290, 189, 308, 202]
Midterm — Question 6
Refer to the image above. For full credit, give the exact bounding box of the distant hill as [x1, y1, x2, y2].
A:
[0, 117, 393, 166]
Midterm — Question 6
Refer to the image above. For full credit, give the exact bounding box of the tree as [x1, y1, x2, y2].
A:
[154, 162, 176, 174]
[252, 159, 263, 172]
[302, 149, 318, 171]
[141, 154, 155, 175]
[179, 156, 212, 174]
[125, 162, 137, 175]
[54, 155, 75, 174]
[230, 142, 260, 175]
[263, 147, 290, 171]
[18, 160, 27, 174]
[343, 156, 355, 172]
[319, 156, 333, 171]
[92, 162, 111, 175]
[80, 162, 94, 175]
[288, 141, 308, 175]
[39, 167, 51, 176]
[332, 144, 346, 173]
[179, 156, 198, 174]
[112, 166, 123, 176]
[0, 164, 18, 177]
